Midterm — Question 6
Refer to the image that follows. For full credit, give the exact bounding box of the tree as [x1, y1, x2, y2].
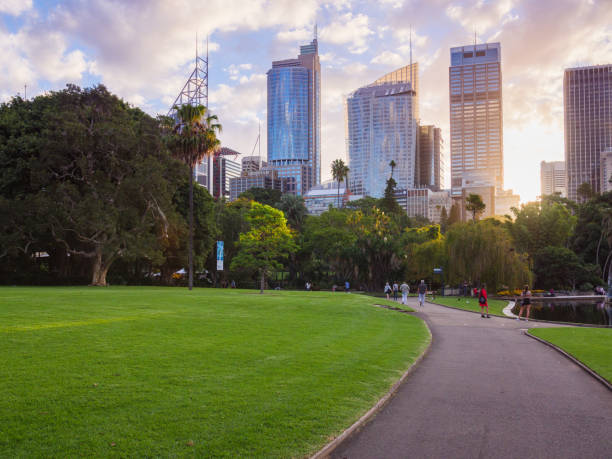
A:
[380, 177, 403, 215]
[389, 160, 396, 179]
[0, 85, 185, 286]
[439, 206, 449, 233]
[533, 246, 600, 291]
[577, 182, 595, 202]
[230, 202, 297, 293]
[239, 187, 282, 207]
[162, 104, 221, 290]
[465, 193, 486, 221]
[331, 159, 350, 209]
[447, 203, 461, 226]
[275, 193, 307, 231]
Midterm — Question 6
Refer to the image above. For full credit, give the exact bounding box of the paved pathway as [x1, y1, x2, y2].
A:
[331, 299, 612, 458]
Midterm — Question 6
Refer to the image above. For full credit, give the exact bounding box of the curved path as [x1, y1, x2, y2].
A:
[331, 299, 612, 458]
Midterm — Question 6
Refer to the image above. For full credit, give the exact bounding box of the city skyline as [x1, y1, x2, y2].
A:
[1, 1, 612, 203]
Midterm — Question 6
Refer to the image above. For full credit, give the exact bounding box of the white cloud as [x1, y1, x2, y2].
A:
[0, 0, 32, 16]
[370, 50, 404, 66]
[320, 13, 374, 54]
[277, 27, 312, 42]
[445, 0, 517, 35]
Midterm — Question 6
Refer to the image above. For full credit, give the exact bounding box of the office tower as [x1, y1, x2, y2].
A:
[540, 160, 566, 197]
[241, 156, 267, 174]
[564, 65, 612, 201]
[600, 149, 612, 193]
[449, 42, 503, 198]
[346, 64, 418, 198]
[303, 179, 348, 215]
[267, 37, 320, 195]
[229, 168, 287, 202]
[417, 125, 444, 191]
[212, 155, 241, 200]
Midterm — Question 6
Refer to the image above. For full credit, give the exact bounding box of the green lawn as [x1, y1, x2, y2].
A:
[529, 328, 612, 383]
[427, 295, 510, 316]
[0, 287, 429, 458]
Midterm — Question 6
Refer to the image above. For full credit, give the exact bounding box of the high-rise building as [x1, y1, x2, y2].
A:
[564, 65, 612, 202]
[540, 160, 566, 197]
[417, 125, 444, 191]
[449, 42, 503, 198]
[346, 64, 418, 198]
[303, 179, 349, 215]
[229, 168, 287, 202]
[241, 156, 267, 174]
[212, 152, 241, 200]
[267, 37, 320, 195]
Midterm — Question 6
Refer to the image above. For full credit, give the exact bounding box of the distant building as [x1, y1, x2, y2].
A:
[267, 37, 321, 195]
[241, 156, 267, 174]
[346, 64, 419, 198]
[417, 125, 444, 191]
[212, 155, 241, 200]
[449, 42, 503, 198]
[495, 189, 520, 217]
[564, 64, 612, 201]
[303, 180, 349, 215]
[229, 168, 286, 201]
[540, 160, 566, 197]
[395, 188, 452, 223]
[600, 148, 612, 193]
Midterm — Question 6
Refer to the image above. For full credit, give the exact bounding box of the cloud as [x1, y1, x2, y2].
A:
[0, 0, 32, 16]
[319, 13, 374, 54]
[445, 0, 518, 35]
[0, 29, 36, 100]
[370, 50, 404, 66]
[277, 27, 312, 42]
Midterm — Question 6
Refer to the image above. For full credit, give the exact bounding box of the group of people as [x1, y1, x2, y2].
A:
[384, 280, 428, 307]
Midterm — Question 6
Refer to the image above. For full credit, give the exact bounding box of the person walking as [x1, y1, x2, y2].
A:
[478, 283, 490, 318]
[392, 282, 399, 301]
[345, 280, 350, 293]
[517, 284, 532, 321]
[384, 282, 392, 300]
[400, 281, 410, 305]
[417, 280, 427, 307]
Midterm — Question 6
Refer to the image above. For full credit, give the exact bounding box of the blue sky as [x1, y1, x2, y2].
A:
[1, 0, 611, 202]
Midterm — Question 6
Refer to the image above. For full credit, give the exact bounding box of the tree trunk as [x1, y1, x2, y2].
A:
[188, 164, 194, 291]
[260, 271, 265, 294]
[91, 246, 112, 286]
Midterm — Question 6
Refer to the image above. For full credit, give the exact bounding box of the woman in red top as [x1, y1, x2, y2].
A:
[478, 283, 490, 318]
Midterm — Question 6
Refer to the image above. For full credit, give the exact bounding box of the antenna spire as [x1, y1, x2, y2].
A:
[409, 25, 413, 89]
[314, 23, 317, 40]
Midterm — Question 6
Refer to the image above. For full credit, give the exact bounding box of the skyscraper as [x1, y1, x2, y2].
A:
[267, 38, 321, 195]
[346, 64, 418, 198]
[564, 65, 612, 202]
[416, 125, 444, 191]
[540, 160, 566, 197]
[449, 42, 503, 198]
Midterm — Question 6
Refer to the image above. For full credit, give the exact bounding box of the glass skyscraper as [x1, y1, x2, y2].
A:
[449, 42, 503, 197]
[267, 38, 320, 195]
[346, 64, 418, 198]
[564, 65, 612, 202]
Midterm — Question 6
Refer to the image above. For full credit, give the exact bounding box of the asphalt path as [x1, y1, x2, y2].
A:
[331, 299, 612, 459]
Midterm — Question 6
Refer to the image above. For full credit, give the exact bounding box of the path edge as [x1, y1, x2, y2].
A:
[524, 330, 612, 392]
[311, 311, 433, 459]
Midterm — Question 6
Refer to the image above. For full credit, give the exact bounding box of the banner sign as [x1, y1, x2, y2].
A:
[217, 241, 224, 271]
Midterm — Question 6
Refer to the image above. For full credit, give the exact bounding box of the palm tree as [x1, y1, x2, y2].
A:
[162, 104, 222, 290]
[331, 159, 350, 209]
[389, 160, 396, 179]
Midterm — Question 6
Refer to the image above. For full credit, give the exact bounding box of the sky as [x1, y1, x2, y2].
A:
[1, 0, 611, 203]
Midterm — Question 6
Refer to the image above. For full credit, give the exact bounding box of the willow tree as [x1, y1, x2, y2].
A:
[162, 104, 221, 290]
[445, 220, 531, 291]
[331, 159, 349, 209]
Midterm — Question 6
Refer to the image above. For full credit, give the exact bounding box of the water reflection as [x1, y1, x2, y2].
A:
[511, 300, 612, 326]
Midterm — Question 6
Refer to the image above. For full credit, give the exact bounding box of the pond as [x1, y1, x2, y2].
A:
[511, 300, 612, 326]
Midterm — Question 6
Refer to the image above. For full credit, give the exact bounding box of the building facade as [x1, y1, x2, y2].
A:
[540, 160, 566, 197]
[212, 155, 241, 200]
[495, 189, 520, 217]
[229, 168, 286, 202]
[395, 188, 452, 223]
[449, 42, 503, 198]
[417, 125, 444, 191]
[241, 156, 267, 174]
[303, 179, 348, 215]
[600, 148, 612, 194]
[346, 64, 418, 198]
[564, 65, 612, 201]
[267, 38, 321, 195]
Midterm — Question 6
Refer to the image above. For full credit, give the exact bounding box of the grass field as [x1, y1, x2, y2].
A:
[426, 295, 510, 316]
[0, 287, 429, 457]
[528, 328, 612, 383]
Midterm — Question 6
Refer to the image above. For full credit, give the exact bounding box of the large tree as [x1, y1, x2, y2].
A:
[230, 202, 297, 293]
[162, 104, 221, 290]
[0, 85, 185, 286]
[465, 193, 486, 221]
